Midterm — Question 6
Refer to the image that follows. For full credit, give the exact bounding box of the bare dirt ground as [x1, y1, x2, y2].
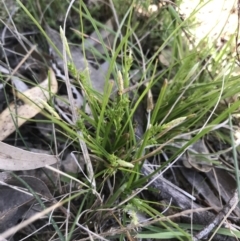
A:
[180, 0, 238, 45]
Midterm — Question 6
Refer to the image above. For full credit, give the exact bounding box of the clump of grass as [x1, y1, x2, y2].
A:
[3, 0, 240, 240]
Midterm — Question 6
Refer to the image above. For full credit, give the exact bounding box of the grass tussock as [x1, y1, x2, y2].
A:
[0, 0, 240, 240]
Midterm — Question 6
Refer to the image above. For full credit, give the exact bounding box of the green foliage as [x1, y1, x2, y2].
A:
[11, 0, 240, 240]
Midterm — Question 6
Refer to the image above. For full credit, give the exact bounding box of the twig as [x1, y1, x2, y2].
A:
[193, 189, 239, 241]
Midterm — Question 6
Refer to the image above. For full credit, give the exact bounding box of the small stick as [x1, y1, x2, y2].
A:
[193, 189, 239, 241]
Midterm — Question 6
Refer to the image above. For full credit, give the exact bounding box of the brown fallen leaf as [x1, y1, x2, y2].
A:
[0, 141, 58, 170]
[0, 175, 59, 234]
[0, 68, 58, 170]
[0, 68, 58, 141]
[0, 185, 34, 233]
